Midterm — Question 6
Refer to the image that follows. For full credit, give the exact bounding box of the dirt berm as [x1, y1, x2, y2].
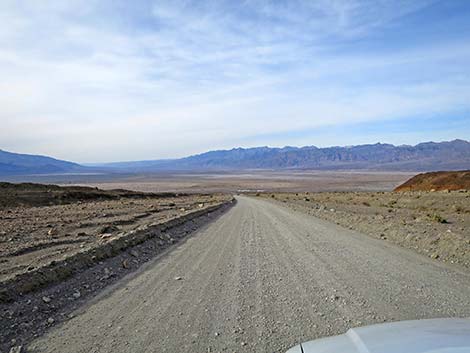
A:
[0, 199, 235, 303]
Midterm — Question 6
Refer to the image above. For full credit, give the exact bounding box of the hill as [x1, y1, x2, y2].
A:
[100, 139, 470, 172]
[0, 149, 85, 175]
[394, 170, 470, 192]
[0, 182, 177, 208]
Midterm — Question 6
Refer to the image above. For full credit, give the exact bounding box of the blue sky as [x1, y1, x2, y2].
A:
[1, 0, 469, 162]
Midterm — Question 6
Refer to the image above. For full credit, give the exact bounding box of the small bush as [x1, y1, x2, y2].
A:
[388, 200, 397, 207]
[428, 213, 447, 223]
[362, 201, 371, 207]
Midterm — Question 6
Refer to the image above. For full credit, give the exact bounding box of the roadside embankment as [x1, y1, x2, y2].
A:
[0, 198, 234, 302]
[256, 191, 470, 269]
[0, 195, 234, 351]
[0, 182, 233, 299]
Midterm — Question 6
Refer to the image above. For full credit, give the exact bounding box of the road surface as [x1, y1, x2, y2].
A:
[29, 196, 470, 353]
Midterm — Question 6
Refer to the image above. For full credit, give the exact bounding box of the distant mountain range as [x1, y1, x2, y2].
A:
[1, 139, 470, 176]
[0, 149, 85, 175]
[101, 139, 470, 172]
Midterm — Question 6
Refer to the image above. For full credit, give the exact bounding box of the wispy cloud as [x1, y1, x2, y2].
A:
[0, 0, 469, 162]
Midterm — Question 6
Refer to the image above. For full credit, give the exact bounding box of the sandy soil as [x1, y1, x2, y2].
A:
[258, 190, 470, 269]
[28, 196, 470, 353]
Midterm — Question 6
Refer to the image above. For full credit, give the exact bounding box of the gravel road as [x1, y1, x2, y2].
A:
[29, 196, 470, 353]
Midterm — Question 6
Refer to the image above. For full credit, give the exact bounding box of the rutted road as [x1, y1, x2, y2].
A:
[29, 196, 470, 353]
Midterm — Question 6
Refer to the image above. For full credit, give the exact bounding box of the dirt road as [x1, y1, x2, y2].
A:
[29, 196, 470, 353]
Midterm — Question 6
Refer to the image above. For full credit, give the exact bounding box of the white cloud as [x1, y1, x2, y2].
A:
[0, 0, 469, 162]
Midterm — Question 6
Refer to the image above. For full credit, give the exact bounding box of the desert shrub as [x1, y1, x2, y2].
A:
[428, 213, 447, 223]
[362, 201, 371, 207]
[388, 200, 397, 207]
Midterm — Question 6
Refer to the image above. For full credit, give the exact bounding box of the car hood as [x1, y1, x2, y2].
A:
[286, 318, 470, 353]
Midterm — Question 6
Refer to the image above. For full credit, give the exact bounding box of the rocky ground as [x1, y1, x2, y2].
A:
[0, 182, 233, 352]
[24, 196, 470, 353]
[0, 204, 233, 352]
[0, 182, 174, 209]
[257, 190, 470, 269]
[0, 183, 230, 286]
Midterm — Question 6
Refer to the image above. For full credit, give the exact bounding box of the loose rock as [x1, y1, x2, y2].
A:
[130, 250, 139, 257]
[99, 225, 119, 234]
[9, 345, 22, 353]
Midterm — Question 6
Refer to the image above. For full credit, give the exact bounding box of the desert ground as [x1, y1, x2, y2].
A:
[78, 171, 415, 193]
[1, 171, 469, 353]
[3, 170, 415, 193]
[26, 196, 470, 353]
[0, 186, 229, 285]
[0, 182, 232, 351]
[256, 190, 470, 269]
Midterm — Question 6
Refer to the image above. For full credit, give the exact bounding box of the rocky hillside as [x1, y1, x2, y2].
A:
[394, 170, 470, 191]
[103, 139, 470, 172]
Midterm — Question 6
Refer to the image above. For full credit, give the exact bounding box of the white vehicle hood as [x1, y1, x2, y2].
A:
[286, 318, 470, 353]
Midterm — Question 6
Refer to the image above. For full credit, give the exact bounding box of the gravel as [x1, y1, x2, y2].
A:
[27, 196, 470, 353]
[0, 203, 233, 352]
